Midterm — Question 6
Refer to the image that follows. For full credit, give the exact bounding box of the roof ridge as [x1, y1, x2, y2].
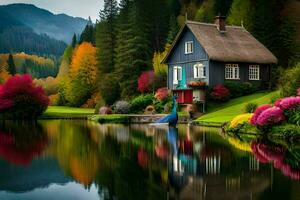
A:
[186, 20, 246, 30]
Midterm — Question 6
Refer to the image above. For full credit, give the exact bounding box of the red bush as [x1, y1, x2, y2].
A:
[210, 84, 230, 101]
[155, 87, 169, 101]
[138, 71, 154, 93]
[0, 74, 49, 119]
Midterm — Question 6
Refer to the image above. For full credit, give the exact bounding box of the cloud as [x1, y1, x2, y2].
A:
[0, 0, 103, 21]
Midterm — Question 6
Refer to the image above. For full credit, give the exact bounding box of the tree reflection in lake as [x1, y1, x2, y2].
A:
[0, 121, 299, 200]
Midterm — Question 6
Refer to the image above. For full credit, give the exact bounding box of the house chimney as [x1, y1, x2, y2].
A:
[214, 16, 226, 32]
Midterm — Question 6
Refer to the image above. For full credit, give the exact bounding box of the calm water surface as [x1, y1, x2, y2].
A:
[0, 120, 299, 200]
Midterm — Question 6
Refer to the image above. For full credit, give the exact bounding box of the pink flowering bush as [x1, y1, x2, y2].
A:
[137, 71, 154, 93]
[0, 75, 49, 119]
[250, 104, 272, 125]
[277, 96, 300, 110]
[297, 88, 300, 96]
[256, 107, 285, 127]
[155, 87, 169, 101]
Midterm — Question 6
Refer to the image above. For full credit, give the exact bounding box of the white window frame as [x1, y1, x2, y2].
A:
[193, 63, 206, 78]
[249, 65, 260, 80]
[173, 66, 182, 84]
[225, 64, 240, 80]
[185, 41, 193, 54]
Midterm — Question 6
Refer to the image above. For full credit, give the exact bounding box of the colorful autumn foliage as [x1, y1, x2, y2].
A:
[66, 42, 98, 106]
[138, 71, 154, 93]
[0, 74, 49, 119]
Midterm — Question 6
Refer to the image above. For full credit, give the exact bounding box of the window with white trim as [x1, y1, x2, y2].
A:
[173, 66, 182, 84]
[225, 64, 239, 80]
[194, 63, 206, 78]
[185, 41, 193, 54]
[249, 65, 260, 80]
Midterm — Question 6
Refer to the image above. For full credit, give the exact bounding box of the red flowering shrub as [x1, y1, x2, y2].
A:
[0, 75, 49, 119]
[155, 87, 169, 101]
[210, 84, 230, 101]
[138, 71, 154, 93]
[256, 107, 285, 127]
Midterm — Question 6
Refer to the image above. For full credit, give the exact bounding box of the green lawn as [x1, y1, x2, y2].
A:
[195, 91, 279, 126]
[42, 106, 95, 119]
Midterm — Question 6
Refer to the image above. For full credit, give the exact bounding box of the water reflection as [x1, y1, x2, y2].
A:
[0, 121, 299, 199]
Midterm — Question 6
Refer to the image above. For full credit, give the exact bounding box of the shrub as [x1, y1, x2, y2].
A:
[99, 106, 112, 115]
[284, 106, 300, 126]
[115, 101, 130, 114]
[244, 103, 258, 113]
[210, 84, 230, 102]
[225, 81, 258, 98]
[138, 71, 154, 93]
[230, 113, 254, 128]
[256, 107, 285, 127]
[130, 94, 153, 114]
[81, 93, 100, 108]
[0, 74, 49, 119]
[250, 104, 272, 125]
[155, 87, 169, 101]
[279, 63, 300, 97]
[297, 88, 300, 96]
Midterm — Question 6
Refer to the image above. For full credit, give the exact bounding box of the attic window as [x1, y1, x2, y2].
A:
[249, 65, 260, 80]
[225, 64, 239, 80]
[185, 41, 193, 54]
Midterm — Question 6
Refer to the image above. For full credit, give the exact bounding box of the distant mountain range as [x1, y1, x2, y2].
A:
[0, 4, 89, 56]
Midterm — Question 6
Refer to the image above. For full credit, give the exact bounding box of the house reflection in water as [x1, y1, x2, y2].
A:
[166, 125, 271, 200]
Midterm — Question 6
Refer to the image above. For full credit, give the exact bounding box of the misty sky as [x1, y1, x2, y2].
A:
[0, 0, 104, 21]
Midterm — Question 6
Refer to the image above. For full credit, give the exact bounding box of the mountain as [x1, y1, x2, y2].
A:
[0, 4, 89, 57]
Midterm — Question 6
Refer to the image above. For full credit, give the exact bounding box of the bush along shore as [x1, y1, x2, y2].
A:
[226, 88, 300, 139]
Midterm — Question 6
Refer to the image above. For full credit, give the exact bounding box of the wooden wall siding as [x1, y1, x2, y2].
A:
[166, 27, 209, 64]
[209, 61, 270, 87]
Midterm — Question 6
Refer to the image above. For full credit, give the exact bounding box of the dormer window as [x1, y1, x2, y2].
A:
[185, 41, 193, 54]
[194, 63, 206, 78]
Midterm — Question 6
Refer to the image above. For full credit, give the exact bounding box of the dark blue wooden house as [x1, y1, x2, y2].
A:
[163, 16, 278, 104]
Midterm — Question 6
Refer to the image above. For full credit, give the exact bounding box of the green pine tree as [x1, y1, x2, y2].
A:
[72, 33, 77, 48]
[7, 54, 16, 75]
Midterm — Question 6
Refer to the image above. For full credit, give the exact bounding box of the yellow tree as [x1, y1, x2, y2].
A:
[67, 42, 98, 106]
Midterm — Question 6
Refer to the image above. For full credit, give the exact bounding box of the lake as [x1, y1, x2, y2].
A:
[0, 120, 299, 200]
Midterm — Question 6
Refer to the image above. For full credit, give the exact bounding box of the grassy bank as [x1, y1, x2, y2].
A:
[41, 106, 95, 119]
[195, 91, 279, 126]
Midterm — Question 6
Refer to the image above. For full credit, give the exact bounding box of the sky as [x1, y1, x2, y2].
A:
[0, 0, 104, 21]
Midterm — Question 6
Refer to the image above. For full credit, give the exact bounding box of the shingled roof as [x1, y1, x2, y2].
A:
[164, 20, 278, 64]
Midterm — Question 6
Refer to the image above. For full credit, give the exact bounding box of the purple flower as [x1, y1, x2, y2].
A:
[256, 107, 285, 126]
[250, 104, 272, 125]
[278, 96, 300, 110]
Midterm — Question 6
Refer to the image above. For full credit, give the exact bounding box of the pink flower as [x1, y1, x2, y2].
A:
[256, 107, 285, 126]
[274, 99, 282, 107]
[155, 87, 169, 101]
[250, 104, 272, 125]
[297, 88, 300, 96]
[278, 96, 300, 110]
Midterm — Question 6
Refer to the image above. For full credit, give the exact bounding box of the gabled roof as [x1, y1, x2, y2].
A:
[163, 21, 278, 64]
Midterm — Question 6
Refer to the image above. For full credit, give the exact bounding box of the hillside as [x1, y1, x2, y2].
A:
[0, 4, 88, 57]
[0, 53, 59, 78]
[0, 4, 88, 43]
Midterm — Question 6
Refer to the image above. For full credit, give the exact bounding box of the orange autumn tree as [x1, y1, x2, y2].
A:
[66, 42, 98, 106]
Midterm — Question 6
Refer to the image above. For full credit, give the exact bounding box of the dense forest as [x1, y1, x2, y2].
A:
[7, 0, 298, 109]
